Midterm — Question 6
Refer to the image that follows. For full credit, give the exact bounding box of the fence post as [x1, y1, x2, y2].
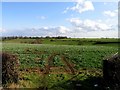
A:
[103, 53, 120, 89]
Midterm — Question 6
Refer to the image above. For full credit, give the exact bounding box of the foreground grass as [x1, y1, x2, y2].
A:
[7, 68, 102, 89]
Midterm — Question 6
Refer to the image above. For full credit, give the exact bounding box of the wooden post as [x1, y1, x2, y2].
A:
[103, 53, 120, 89]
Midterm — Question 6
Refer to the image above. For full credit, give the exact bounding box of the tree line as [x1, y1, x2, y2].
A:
[2, 36, 68, 41]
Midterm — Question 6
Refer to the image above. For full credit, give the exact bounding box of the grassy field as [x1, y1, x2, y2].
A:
[1, 38, 119, 89]
[3, 38, 119, 46]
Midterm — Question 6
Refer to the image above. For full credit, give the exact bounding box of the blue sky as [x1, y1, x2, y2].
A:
[2, 2, 73, 28]
[1, 1, 118, 38]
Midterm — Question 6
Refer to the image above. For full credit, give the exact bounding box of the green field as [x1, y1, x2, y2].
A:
[2, 38, 119, 89]
[3, 38, 119, 46]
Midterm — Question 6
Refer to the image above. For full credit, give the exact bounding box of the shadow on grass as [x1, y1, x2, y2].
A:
[50, 76, 108, 90]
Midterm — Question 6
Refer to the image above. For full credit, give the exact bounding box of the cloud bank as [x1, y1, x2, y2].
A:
[68, 18, 113, 31]
[103, 10, 118, 17]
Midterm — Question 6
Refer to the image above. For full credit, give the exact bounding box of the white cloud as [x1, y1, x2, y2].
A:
[0, 28, 2, 33]
[42, 26, 49, 30]
[63, 0, 94, 13]
[62, 7, 70, 14]
[22, 26, 71, 36]
[68, 18, 82, 27]
[41, 16, 46, 19]
[57, 26, 70, 33]
[36, 16, 46, 20]
[38, 26, 70, 34]
[0, 28, 6, 33]
[68, 18, 112, 31]
[103, 10, 118, 17]
[103, 2, 107, 5]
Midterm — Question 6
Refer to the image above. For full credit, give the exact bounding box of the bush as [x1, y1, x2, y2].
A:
[2, 53, 19, 84]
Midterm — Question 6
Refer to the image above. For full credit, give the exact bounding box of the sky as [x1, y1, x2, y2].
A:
[1, 0, 118, 38]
